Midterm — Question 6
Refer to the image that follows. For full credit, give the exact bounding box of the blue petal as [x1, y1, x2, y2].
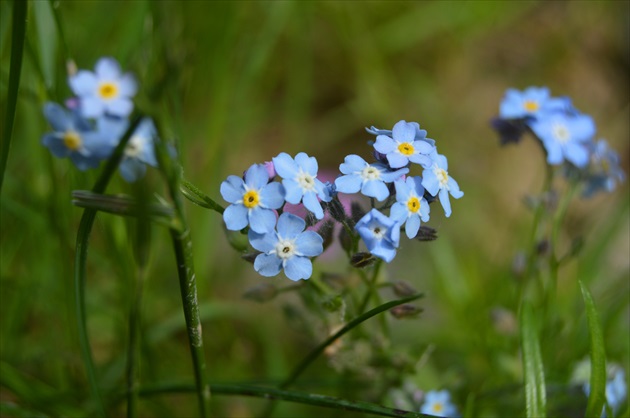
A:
[105, 97, 133, 117]
[273, 152, 298, 178]
[254, 253, 282, 277]
[374, 136, 396, 154]
[409, 176, 424, 195]
[220, 175, 245, 203]
[542, 139, 564, 165]
[339, 154, 366, 174]
[421, 171, 440, 196]
[394, 179, 410, 202]
[295, 231, 323, 257]
[405, 215, 420, 239]
[295, 152, 318, 175]
[284, 256, 313, 281]
[389, 203, 407, 223]
[448, 177, 464, 199]
[223, 203, 249, 231]
[439, 188, 452, 217]
[380, 167, 409, 182]
[42, 134, 70, 157]
[68, 71, 97, 96]
[43, 103, 71, 132]
[370, 241, 397, 263]
[282, 179, 304, 204]
[334, 174, 362, 194]
[81, 97, 105, 118]
[392, 120, 415, 142]
[70, 153, 101, 171]
[245, 164, 270, 189]
[119, 158, 146, 182]
[95, 57, 121, 78]
[260, 181, 285, 209]
[118, 73, 138, 97]
[420, 199, 430, 222]
[564, 143, 590, 168]
[248, 207, 277, 233]
[361, 180, 389, 201]
[408, 153, 432, 168]
[277, 212, 305, 239]
[386, 153, 408, 169]
[248, 230, 277, 253]
[302, 192, 324, 219]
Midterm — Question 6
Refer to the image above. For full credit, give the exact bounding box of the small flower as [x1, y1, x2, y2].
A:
[41, 102, 113, 170]
[69, 57, 137, 118]
[220, 164, 285, 233]
[390, 176, 430, 239]
[248, 212, 323, 281]
[119, 118, 159, 182]
[355, 209, 400, 262]
[528, 111, 595, 168]
[420, 390, 458, 417]
[499, 86, 568, 119]
[373, 120, 435, 168]
[272, 152, 331, 219]
[421, 154, 463, 217]
[335, 155, 408, 201]
[582, 139, 626, 196]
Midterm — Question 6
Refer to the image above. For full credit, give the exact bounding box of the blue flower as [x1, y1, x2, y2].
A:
[220, 164, 285, 233]
[421, 154, 463, 217]
[69, 57, 137, 118]
[355, 209, 400, 262]
[41, 102, 113, 170]
[528, 111, 595, 168]
[390, 176, 430, 239]
[335, 155, 408, 201]
[373, 120, 435, 168]
[119, 118, 159, 182]
[248, 212, 323, 281]
[272, 152, 331, 219]
[499, 86, 569, 119]
[420, 390, 458, 417]
[366, 123, 436, 147]
[582, 139, 626, 196]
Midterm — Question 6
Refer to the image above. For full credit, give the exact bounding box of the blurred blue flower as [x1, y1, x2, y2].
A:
[69, 57, 137, 118]
[119, 118, 159, 182]
[220, 164, 285, 233]
[248, 212, 323, 281]
[420, 390, 458, 417]
[41, 102, 113, 170]
[582, 139, 626, 196]
[272, 152, 331, 220]
[335, 155, 408, 201]
[355, 209, 400, 262]
[390, 176, 430, 239]
[584, 366, 627, 417]
[528, 111, 595, 168]
[421, 154, 463, 217]
[366, 123, 436, 147]
[373, 120, 435, 169]
[499, 86, 569, 119]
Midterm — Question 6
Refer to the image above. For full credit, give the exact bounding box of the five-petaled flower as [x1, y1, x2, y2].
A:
[355, 209, 400, 263]
[221, 164, 285, 233]
[420, 390, 458, 417]
[374, 120, 435, 169]
[499, 86, 568, 120]
[248, 212, 323, 281]
[422, 154, 463, 217]
[69, 57, 138, 118]
[335, 155, 408, 201]
[390, 176, 430, 239]
[272, 152, 331, 219]
[119, 118, 159, 182]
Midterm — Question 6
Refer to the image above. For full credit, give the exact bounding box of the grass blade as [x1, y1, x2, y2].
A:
[520, 302, 546, 417]
[579, 281, 607, 417]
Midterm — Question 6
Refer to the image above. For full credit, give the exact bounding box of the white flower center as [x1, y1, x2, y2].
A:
[275, 238, 297, 260]
[297, 170, 316, 191]
[551, 123, 571, 143]
[125, 135, 144, 158]
[361, 165, 381, 181]
[371, 224, 385, 239]
[434, 167, 449, 187]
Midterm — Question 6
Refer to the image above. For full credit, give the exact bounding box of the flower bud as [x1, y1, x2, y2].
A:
[392, 280, 417, 297]
[325, 197, 348, 224]
[415, 226, 438, 241]
[390, 304, 422, 319]
[350, 252, 376, 268]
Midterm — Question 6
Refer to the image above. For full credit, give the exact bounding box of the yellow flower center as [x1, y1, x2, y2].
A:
[523, 100, 539, 112]
[397, 143, 414, 156]
[63, 131, 82, 151]
[432, 403, 444, 413]
[436, 167, 449, 186]
[243, 190, 260, 209]
[407, 196, 420, 213]
[98, 82, 118, 100]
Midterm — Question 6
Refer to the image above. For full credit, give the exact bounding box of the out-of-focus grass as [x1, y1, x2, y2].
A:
[1, 1, 628, 416]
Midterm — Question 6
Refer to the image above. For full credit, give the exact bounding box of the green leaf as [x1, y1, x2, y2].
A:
[520, 302, 546, 417]
[579, 281, 607, 417]
[32, 0, 58, 91]
[180, 177, 225, 214]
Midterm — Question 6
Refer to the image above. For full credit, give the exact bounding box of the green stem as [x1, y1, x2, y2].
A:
[0, 0, 28, 195]
[126, 265, 146, 418]
[358, 260, 383, 314]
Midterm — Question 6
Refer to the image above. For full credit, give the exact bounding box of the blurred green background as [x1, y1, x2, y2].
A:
[1, 1, 628, 416]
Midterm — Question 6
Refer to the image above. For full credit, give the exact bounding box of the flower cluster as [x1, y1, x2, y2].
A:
[41, 57, 158, 182]
[492, 86, 625, 196]
[221, 121, 463, 280]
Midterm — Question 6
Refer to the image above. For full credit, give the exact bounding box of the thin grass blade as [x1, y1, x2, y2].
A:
[520, 302, 546, 417]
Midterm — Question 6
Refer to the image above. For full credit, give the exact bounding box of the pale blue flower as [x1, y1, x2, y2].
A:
[355, 209, 400, 262]
[248, 212, 323, 281]
[390, 176, 430, 239]
[528, 111, 595, 168]
[272, 152, 331, 220]
[366, 123, 436, 147]
[69, 57, 137, 118]
[41, 102, 113, 170]
[335, 155, 408, 201]
[421, 154, 463, 217]
[221, 164, 285, 233]
[582, 139, 626, 196]
[374, 120, 435, 168]
[420, 390, 458, 417]
[119, 118, 159, 182]
[499, 86, 569, 119]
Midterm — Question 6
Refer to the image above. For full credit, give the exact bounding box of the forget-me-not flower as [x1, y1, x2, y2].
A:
[221, 164, 285, 233]
[374, 120, 435, 169]
[422, 154, 463, 217]
[41, 102, 113, 170]
[420, 390, 458, 417]
[528, 111, 595, 168]
[272, 152, 331, 219]
[499, 86, 569, 120]
[335, 155, 408, 201]
[69, 57, 137, 118]
[582, 139, 626, 196]
[355, 209, 400, 263]
[390, 176, 430, 239]
[119, 118, 159, 182]
[248, 212, 323, 281]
